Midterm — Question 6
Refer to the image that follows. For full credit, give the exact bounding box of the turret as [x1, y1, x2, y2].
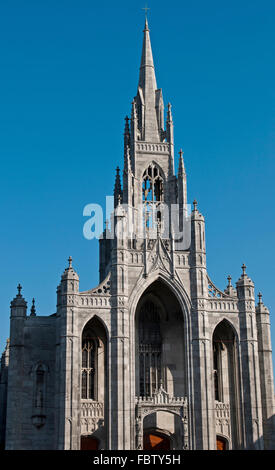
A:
[60, 256, 79, 301]
[10, 284, 27, 346]
[190, 200, 206, 272]
[224, 275, 237, 296]
[5, 286, 27, 448]
[256, 293, 275, 449]
[10, 284, 27, 319]
[236, 265, 264, 449]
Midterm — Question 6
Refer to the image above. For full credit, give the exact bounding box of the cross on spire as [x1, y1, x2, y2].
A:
[142, 4, 150, 19]
[258, 292, 263, 304]
[17, 283, 22, 296]
[227, 275, 232, 286]
[68, 256, 73, 268]
[241, 264, 247, 276]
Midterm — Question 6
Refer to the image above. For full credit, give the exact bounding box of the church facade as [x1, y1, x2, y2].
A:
[0, 20, 274, 451]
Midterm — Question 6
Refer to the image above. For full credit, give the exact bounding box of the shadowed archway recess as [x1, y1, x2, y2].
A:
[135, 280, 186, 398]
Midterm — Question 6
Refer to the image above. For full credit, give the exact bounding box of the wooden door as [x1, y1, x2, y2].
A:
[80, 436, 99, 450]
[143, 432, 170, 450]
[216, 436, 227, 450]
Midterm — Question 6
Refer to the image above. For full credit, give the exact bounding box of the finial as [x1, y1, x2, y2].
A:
[68, 256, 73, 268]
[258, 292, 263, 305]
[193, 200, 198, 211]
[131, 100, 138, 121]
[124, 116, 129, 132]
[167, 102, 173, 123]
[227, 275, 232, 286]
[30, 298, 36, 316]
[241, 264, 247, 276]
[17, 283, 22, 296]
[179, 149, 184, 158]
[142, 4, 150, 22]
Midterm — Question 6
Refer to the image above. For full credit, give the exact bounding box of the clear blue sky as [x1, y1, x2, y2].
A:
[0, 1, 275, 379]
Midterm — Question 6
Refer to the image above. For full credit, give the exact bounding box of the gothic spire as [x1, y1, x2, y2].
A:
[138, 18, 157, 92]
[136, 18, 160, 142]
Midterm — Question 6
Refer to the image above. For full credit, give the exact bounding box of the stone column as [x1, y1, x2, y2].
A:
[5, 285, 27, 449]
[237, 265, 264, 449]
[190, 201, 215, 450]
[0, 339, 9, 448]
[57, 258, 80, 450]
[181, 405, 189, 450]
[110, 204, 131, 449]
[256, 293, 275, 449]
[135, 411, 143, 450]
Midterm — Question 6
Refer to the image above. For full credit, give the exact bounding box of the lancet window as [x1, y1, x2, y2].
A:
[142, 164, 164, 228]
[139, 300, 162, 396]
[81, 331, 97, 400]
[213, 341, 223, 402]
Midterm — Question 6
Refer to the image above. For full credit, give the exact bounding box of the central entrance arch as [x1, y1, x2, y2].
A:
[135, 279, 186, 398]
[130, 275, 191, 450]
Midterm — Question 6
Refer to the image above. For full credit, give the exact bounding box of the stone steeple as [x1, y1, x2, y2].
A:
[135, 18, 163, 142]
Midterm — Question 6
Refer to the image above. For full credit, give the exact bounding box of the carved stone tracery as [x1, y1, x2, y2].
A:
[135, 386, 188, 449]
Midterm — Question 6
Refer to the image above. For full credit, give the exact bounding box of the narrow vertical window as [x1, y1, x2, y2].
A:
[35, 365, 45, 409]
[81, 333, 97, 400]
[213, 341, 223, 402]
[142, 164, 164, 229]
[139, 301, 162, 396]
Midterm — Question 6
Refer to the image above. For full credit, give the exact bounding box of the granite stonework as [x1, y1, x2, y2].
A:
[0, 19, 274, 450]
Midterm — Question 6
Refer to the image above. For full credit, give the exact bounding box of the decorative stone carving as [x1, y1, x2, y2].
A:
[215, 401, 231, 439]
[135, 385, 188, 449]
[80, 401, 104, 435]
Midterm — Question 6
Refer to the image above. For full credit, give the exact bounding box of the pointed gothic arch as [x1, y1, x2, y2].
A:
[80, 313, 110, 342]
[81, 316, 107, 401]
[129, 273, 192, 390]
[80, 315, 108, 449]
[134, 278, 188, 410]
[142, 162, 166, 229]
[212, 319, 241, 449]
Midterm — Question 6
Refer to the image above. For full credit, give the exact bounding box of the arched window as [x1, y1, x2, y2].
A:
[142, 164, 164, 229]
[33, 363, 47, 411]
[35, 365, 45, 408]
[213, 341, 223, 401]
[31, 362, 48, 428]
[139, 300, 162, 396]
[212, 321, 236, 403]
[81, 331, 97, 400]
